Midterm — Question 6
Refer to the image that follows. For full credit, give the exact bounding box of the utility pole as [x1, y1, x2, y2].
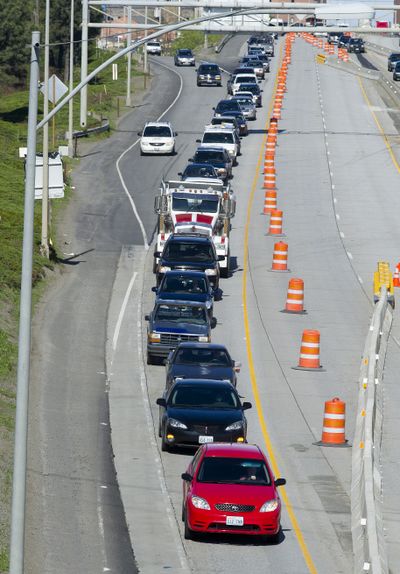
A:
[41, 0, 50, 259]
[126, 6, 132, 106]
[80, 0, 89, 127]
[144, 6, 148, 74]
[68, 0, 75, 157]
[9, 31, 40, 574]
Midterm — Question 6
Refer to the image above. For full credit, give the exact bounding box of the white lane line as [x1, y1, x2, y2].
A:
[340, 231, 345, 238]
[115, 60, 184, 250]
[136, 296, 190, 572]
[112, 271, 137, 356]
[347, 251, 354, 260]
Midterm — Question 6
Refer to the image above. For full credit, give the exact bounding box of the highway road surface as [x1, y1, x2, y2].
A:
[26, 34, 400, 574]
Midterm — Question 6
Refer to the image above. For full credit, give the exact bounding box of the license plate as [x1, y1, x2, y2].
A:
[199, 435, 213, 444]
[226, 516, 244, 526]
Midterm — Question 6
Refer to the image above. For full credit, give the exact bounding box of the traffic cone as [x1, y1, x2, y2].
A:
[267, 209, 284, 236]
[263, 167, 276, 190]
[263, 190, 277, 214]
[314, 398, 350, 447]
[281, 278, 306, 314]
[293, 330, 325, 371]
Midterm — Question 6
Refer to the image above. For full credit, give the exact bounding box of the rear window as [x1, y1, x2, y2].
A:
[195, 150, 225, 162]
[175, 347, 231, 366]
[164, 240, 215, 262]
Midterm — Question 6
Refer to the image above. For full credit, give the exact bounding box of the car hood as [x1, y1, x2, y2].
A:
[153, 322, 208, 335]
[157, 292, 210, 305]
[161, 261, 217, 272]
[192, 482, 278, 508]
[166, 407, 243, 426]
[170, 364, 233, 382]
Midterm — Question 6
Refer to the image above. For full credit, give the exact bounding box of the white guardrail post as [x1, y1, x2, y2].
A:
[351, 286, 392, 574]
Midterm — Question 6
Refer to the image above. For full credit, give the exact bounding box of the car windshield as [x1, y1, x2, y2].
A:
[170, 385, 239, 408]
[216, 101, 239, 113]
[174, 348, 231, 366]
[234, 75, 256, 84]
[179, 50, 192, 56]
[143, 126, 172, 137]
[172, 195, 219, 213]
[197, 457, 271, 485]
[195, 150, 225, 162]
[239, 84, 259, 94]
[163, 241, 215, 262]
[199, 65, 219, 73]
[161, 275, 208, 294]
[203, 132, 234, 144]
[154, 304, 207, 324]
[350, 39, 362, 44]
[148, 42, 160, 47]
[182, 165, 217, 178]
[390, 53, 400, 60]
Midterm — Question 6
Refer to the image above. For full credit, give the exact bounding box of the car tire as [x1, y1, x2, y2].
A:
[161, 434, 169, 452]
[147, 354, 155, 365]
[170, 147, 176, 156]
[152, 256, 158, 274]
[181, 504, 185, 522]
[140, 149, 145, 156]
[184, 514, 193, 540]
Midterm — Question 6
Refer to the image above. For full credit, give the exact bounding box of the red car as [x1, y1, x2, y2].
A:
[181, 443, 286, 542]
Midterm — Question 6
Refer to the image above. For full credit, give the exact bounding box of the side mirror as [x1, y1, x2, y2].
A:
[274, 478, 286, 487]
[234, 361, 241, 373]
[144, 314, 150, 321]
[196, 139, 201, 143]
[188, 158, 193, 162]
[181, 472, 193, 482]
[137, 131, 142, 136]
[260, 89, 264, 92]
[151, 286, 157, 292]
[174, 132, 178, 136]
[210, 317, 217, 329]
[212, 107, 215, 110]
[156, 398, 167, 407]
[178, 172, 183, 176]
[218, 255, 225, 261]
[242, 401, 252, 410]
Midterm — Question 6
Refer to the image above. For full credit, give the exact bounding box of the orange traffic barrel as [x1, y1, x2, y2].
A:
[267, 132, 277, 145]
[394, 263, 400, 287]
[267, 209, 284, 236]
[272, 106, 281, 120]
[263, 190, 277, 214]
[293, 330, 324, 371]
[315, 398, 349, 447]
[266, 140, 276, 154]
[263, 167, 276, 190]
[270, 241, 289, 272]
[282, 278, 306, 314]
[263, 154, 274, 170]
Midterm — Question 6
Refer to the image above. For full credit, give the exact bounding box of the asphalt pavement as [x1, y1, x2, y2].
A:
[26, 33, 400, 574]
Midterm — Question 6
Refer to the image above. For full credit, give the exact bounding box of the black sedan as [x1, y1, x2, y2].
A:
[189, 147, 233, 183]
[156, 379, 251, 451]
[178, 163, 221, 182]
[220, 111, 248, 136]
[165, 342, 241, 388]
[152, 270, 215, 317]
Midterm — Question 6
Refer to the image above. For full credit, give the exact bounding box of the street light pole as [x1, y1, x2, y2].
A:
[41, 0, 50, 259]
[80, 0, 89, 127]
[9, 31, 41, 574]
[68, 0, 75, 157]
[144, 5, 148, 74]
[126, 6, 132, 106]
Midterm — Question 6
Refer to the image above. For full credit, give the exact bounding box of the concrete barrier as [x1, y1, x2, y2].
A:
[351, 286, 392, 574]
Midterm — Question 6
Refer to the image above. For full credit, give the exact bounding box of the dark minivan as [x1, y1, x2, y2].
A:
[196, 63, 222, 86]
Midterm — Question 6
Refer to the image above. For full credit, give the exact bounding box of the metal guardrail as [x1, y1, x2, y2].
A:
[71, 118, 110, 139]
[351, 286, 392, 574]
[215, 32, 234, 53]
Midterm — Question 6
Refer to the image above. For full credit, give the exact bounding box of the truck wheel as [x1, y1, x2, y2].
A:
[153, 256, 158, 274]
[161, 434, 169, 452]
[147, 354, 154, 365]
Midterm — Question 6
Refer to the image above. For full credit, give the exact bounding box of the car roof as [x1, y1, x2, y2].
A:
[202, 443, 264, 458]
[177, 48, 192, 52]
[204, 125, 235, 133]
[198, 62, 220, 67]
[144, 121, 171, 127]
[155, 298, 208, 308]
[175, 341, 230, 350]
[167, 233, 213, 243]
[172, 379, 234, 389]
[196, 146, 228, 154]
[162, 270, 208, 278]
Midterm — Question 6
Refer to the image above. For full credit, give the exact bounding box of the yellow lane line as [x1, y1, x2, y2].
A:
[358, 76, 400, 175]
[242, 40, 318, 574]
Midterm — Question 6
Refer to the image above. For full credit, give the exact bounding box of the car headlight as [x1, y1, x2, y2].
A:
[159, 266, 171, 273]
[215, 75, 221, 79]
[199, 75, 205, 79]
[225, 420, 243, 431]
[169, 418, 188, 429]
[198, 336, 210, 342]
[205, 300, 212, 309]
[191, 496, 210, 510]
[204, 269, 216, 276]
[260, 499, 279, 512]
[148, 332, 161, 342]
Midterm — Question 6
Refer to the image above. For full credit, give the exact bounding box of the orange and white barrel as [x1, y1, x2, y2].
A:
[297, 330, 322, 369]
[321, 398, 346, 445]
[271, 241, 288, 271]
[268, 209, 283, 235]
[285, 278, 305, 313]
[263, 167, 276, 190]
[263, 190, 277, 214]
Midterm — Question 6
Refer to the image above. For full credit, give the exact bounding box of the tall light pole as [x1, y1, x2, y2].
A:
[126, 6, 132, 106]
[41, 0, 50, 259]
[80, 0, 89, 127]
[144, 5, 148, 74]
[9, 31, 40, 574]
[68, 0, 75, 157]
